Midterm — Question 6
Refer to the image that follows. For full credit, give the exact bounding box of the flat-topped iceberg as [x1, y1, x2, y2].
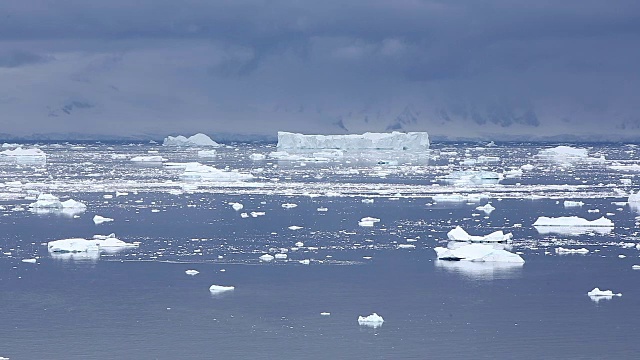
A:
[277, 131, 430, 151]
[163, 133, 220, 147]
[536, 146, 588, 162]
[434, 242, 524, 263]
[358, 313, 384, 328]
[209, 284, 235, 293]
[533, 216, 614, 227]
[179, 162, 254, 182]
[0, 147, 47, 161]
[447, 226, 512, 243]
[48, 234, 138, 254]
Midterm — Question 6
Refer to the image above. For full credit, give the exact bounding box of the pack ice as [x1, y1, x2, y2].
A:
[163, 133, 220, 147]
[434, 242, 524, 263]
[277, 131, 430, 151]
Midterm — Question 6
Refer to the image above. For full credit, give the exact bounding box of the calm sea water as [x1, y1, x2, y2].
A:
[0, 141, 639, 359]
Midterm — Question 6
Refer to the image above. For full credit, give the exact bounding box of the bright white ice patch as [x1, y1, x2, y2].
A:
[358, 313, 384, 328]
[163, 133, 220, 147]
[277, 131, 430, 151]
[533, 216, 614, 227]
[434, 242, 524, 263]
[447, 226, 512, 243]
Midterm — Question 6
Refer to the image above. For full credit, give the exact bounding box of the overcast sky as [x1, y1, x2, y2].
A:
[1, 0, 639, 139]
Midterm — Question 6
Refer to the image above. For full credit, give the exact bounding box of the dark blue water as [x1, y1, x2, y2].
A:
[1, 142, 640, 359]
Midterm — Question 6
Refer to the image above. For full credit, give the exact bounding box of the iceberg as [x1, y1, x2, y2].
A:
[130, 155, 166, 162]
[447, 226, 512, 243]
[29, 195, 87, 215]
[533, 216, 614, 227]
[93, 215, 114, 224]
[629, 192, 640, 212]
[163, 133, 220, 147]
[179, 163, 254, 182]
[434, 242, 524, 263]
[536, 146, 589, 163]
[443, 171, 502, 185]
[277, 131, 430, 151]
[587, 288, 621, 302]
[29, 194, 62, 209]
[358, 313, 384, 328]
[209, 284, 235, 293]
[185, 270, 199, 276]
[259, 254, 275, 261]
[48, 235, 138, 254]
[0, 147, 47, 161]
[475, 203, 496, 214]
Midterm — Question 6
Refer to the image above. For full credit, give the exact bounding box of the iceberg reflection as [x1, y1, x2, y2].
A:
[435, 260, 523, 280]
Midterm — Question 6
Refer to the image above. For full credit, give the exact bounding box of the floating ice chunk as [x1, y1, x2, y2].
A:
[240, 213, 249, 218]
[447, 226, 512, 243]
[316, 207, 328, 212]
[250, 211, 265, 217]
[321, 312, 331, 316]
[249, 153, 266, 160]
[563, 200, 585, 207]
[277, 131, 429, 151]
[533, 216, 613, 227]
[130, 155, 166, 162]
[29, 194, 62, 209]
[537, 146, 588, 162]
[360, 217, 380, 223]
[504, 169, 523, 178]
[443, 171, 502, 185]
[520, 164, 535, 171]
[433, 193, 489, 203]
[209, 284, 235, 293]
[180, 163, 253, 182]
[275, 253, 288, 259]
[397, 244, 416, 249]
[197, 149, 217, 158]
[587, 288, 621, 297]
[185, 270, 199, 276]
[21, 258, 37, 263]
[93, 215, 114, 225]
[94, 234, 139, 249]
[229, 202, 244, 211]
[475, 203, 495, 214]
[0, 147, 47, 161]
[359, 216, 380, 227]
[632, 265, 640, 270]
[434, 242, 524, 263]
[555, 247, 589, 255]
[358, 313, 384, 328]
[268, 151, 305, 161]
[282, 203, 298, 209]
[299, 259, 310, 265]
[48, 238, 100, 253]
[295, 241, 304, 247]
[288, 226, 303, 230]
[361, 199, 375, 204]
[163, 133, 220, 147]
[60, 199, 87, 210]
[259, 254, 274, 261]
[629, 192, 640, 212]
[611, 164, 640, 172]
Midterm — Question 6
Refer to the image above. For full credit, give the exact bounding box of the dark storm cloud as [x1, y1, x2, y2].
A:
[0, 0, 639, 138]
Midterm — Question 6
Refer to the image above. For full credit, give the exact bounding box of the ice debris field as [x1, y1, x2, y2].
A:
[2, 132, 640, 338]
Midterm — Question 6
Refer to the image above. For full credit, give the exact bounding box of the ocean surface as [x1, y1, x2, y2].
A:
[1, 141, 639, 359]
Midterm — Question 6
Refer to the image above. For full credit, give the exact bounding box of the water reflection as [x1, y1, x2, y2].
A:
[435, 260, 524, 280]
[50, 251, 100, 263]
[534, 226, 613, 236]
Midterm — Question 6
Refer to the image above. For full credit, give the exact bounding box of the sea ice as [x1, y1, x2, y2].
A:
[179, 163, 254, 182]
[555, 247, 590, 255]
[29, 194, 63, 209]
[259, 254, 275, 261]
[21, 258, 37, 263]
[288, 226, 303, 230]
[130, 155, 166, 162]
[533, 216, 614, 227]
[447, 226, 512, 243]
[434, 242, 524, 263]
[358, 313, 384, 328]
[48, 238, 100, 253]
[281, 203, 298, 209]
[230, 202, 244, 211]
[249, 153, 266, 160]
[587, 287, 621, 297]
[563, 200, 585, 207]
[275, 253, 288, 259]
[277, 131, 430, 151]
[397, 244, 416, 249]
[475, 203, 496, 214]
[536, 146, 588, 162]
[163, 133, 220, 147]
[93, 215, 114, 224]
[209, 284, 235, 293]
[197, 150, 217, 158]
[185, 270, 199, 276]
[0, 147, 47, 161]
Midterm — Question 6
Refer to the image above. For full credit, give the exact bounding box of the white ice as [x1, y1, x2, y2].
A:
[434, 242, 524, 263]
[185, 270, 199, 276]
[197, 150, 217, 158]
[358, 313, 385, 328]
[163, 133, 220, 147]
[93, 215, 114, 224]
[130, 155, 166, 162]
[277, 131, 430, 151]
[179, 162, 254, 182]
[475, 203, 496, 214]
[209, 284, 235, 293]
[447, 226, 512, 243]
[533, 216, 614, 227]
[563, 200, 585, 207]
[259, 254, 275, 261]
[555, 247, 590, 255]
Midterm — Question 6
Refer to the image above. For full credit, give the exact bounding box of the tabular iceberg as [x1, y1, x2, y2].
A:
[277, 131, 430, 151]
[533, 216, 614, 227]
[0, 147, 47, 161]
[163, 133, 220, 147]
[179, 163, 254, 182]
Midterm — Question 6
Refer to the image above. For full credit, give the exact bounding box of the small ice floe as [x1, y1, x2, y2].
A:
[632, 265, 640, 270]
[240, 213, 249, 218]
[397, 244, 416, 249]
[618, 254, 626, 258]
[321, 312, 331, 316]
[358, 313, 384, 328]
[432, 193, 489, 203]
[288, 226, 303, 230]
[587, 287, 621, 302]
[361, 198, 375, 204]
[563, 200, 585, 207]
[229, 202, 244, 211]
[447, 226, 512, 243]
[555, 247, 589, 255]
[476, 203, 495, 214]
[250, 211, 265, 217]
[358, 217, 380, 227]
[275, 253, 288, 259]
[533, 216, 613, 227]
[299, 259, 310, 265]
[282, 203, 298, 209]
[180, 163, 253, 182]
[442, 171, 502, 185]
[185, 270, 200, 276]
[503, 169, 523, 178]
[209, 284, 235, 293]
[21, 258, 37, 263]
[317, 207, 328, 212]
[295, 241, 304, 247]
[259, 254, 275, 261]
[197, 149, 217, 158]
[249, 153, 266, 160]
[130, 155, 167, 162]
[434, 242, 524, 263]
[93, 215, 114, 225]
[521, 164, 535, 171]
